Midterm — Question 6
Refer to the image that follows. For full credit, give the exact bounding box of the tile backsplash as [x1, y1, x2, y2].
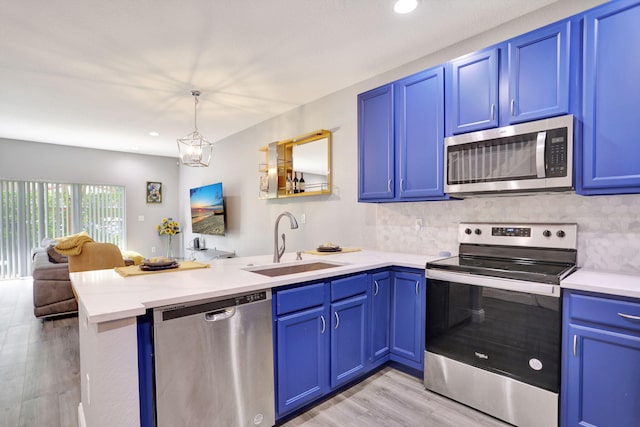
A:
[376, 193, 640, 275]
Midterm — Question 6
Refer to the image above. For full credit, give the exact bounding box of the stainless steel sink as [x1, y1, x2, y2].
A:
[245, 261, 344, 277]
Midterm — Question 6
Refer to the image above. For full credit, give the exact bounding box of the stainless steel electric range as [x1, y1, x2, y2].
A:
[425, 222, 577, 427]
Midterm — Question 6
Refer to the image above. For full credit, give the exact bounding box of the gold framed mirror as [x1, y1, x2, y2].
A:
[259, 130, 332, 199]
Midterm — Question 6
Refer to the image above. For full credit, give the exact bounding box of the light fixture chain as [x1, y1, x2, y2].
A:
[193, 93, 199, 132]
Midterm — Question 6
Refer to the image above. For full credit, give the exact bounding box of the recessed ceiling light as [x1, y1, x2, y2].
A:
[394, 0, 419, 14]
[149, 131, 160, 137]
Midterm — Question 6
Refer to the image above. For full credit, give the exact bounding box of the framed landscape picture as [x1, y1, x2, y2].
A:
[146, 181, 162, 203]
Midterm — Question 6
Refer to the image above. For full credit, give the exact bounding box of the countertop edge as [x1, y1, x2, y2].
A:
[561, 268, 640, 300]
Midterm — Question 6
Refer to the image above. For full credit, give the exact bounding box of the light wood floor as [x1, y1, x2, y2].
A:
[0, 278, 510, 427]
[281, 367, 510, 427]
[0, 278, 79, 427]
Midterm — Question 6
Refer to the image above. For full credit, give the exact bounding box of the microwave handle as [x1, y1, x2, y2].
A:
[536, 131, 547, 178]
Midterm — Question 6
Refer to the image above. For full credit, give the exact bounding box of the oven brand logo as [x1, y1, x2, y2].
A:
[474, 352, 489, 360]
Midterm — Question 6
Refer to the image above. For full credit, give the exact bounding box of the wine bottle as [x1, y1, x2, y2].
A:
[299, 172, 305, 193]
[293, 172, 299, 194]
[286, 173, 292, 194]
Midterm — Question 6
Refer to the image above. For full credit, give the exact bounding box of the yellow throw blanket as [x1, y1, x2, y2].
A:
[54, 231, 95, 256]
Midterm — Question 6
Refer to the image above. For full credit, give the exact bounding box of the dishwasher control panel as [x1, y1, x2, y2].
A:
[236, 291, 268, 305]
[156, 290, 271, 322]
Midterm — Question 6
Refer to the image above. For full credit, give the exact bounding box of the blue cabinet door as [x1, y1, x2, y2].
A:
[564, 323, 640, 427]
[578, 0, 640, 194]
[276, 305, 330, 417]
[370, 271, 391, 363]
[395, 67, 446, 200]
[358, 84, 395, 200]
[507, 20, 572, 124]
[330, 294, 369, 389]
[448, 48, 499, 134]
[390, 271, 425, 369]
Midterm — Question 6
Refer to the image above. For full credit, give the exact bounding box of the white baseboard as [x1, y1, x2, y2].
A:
[78, 403, 87, 427]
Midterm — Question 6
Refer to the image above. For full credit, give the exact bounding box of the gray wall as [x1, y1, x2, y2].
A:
[0, 138, 180, 255]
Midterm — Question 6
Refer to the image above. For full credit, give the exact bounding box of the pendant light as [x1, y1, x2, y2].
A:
[177, 90, 213, 167]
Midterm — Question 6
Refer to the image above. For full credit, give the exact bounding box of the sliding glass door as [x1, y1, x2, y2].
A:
[0, 180, 125, 279]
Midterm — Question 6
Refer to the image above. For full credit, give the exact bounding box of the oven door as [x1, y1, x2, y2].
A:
[425, 271, 561, 392]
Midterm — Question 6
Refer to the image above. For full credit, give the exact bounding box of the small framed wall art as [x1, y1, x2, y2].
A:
[146, 181, 162, 203]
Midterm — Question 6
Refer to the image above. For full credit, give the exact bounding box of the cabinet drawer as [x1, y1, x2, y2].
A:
[569, 293, 640, 333]
[276, 282, 326, 315]
[331, 274, 369, 302]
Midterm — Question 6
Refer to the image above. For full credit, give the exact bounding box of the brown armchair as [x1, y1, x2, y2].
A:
[68, 242, 126, 273]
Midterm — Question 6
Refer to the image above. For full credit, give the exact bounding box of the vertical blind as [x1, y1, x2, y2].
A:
[0, 180, 126, 279]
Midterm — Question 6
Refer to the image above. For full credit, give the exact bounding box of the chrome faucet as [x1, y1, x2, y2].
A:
[273, 211, 299, 263]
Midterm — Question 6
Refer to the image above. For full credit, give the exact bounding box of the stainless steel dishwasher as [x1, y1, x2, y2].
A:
[153, 290, 275, 427]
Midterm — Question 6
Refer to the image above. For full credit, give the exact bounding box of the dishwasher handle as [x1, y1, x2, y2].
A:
[204, 307, 236, 322]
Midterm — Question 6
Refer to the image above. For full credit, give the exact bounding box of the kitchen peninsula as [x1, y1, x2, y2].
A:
[72, 250, 437, 427]
[72, 248, 640, 427]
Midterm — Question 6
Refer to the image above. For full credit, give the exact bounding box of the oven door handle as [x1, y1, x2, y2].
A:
[425, 268, 560, 297]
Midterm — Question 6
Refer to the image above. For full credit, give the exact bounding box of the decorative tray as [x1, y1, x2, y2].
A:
[316, 243, 342, 252]
[139, 258, 179, 271]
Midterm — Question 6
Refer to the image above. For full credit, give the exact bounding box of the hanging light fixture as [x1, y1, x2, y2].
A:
[177, 90, 213, 167]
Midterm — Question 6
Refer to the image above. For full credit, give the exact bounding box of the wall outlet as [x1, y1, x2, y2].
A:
[300, 213, 306, 224]
[415, 218, 423, 231]
[138, 215, 144, 222]
[151, 246, 156, 253]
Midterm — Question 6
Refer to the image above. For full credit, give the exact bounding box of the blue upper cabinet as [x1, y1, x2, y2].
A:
[358, 84, 395, 201]
[448, 48, 500, 134]
[395, 67, 446, 200]
[446, 19, 575, 135]
[507, 20, 572, 125]
[358, 66, 447, 202]
[578, 0, 640, 195]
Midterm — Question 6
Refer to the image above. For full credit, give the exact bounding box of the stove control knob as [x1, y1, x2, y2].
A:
[556, 230, 566, 238]
[543, 230, 552, 237]
[474, 228, 482, 235]
[465, 228, 473, 235]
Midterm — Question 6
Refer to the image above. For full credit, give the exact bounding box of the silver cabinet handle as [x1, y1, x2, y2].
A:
[490, 103, 495, 121]
[510, 99, 515, 116]
[374, 280, 379, 296]
[618, 312, 640, 321]
[573, 334, 577, 357]
[334, 312, 340, 329]
[415, 281, 420, 296]
[387, 179, 392, 192]
[400, 179, 405, 192]
[320, 315, 326, 334]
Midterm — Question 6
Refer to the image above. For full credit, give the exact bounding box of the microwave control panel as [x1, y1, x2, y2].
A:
[546, 127, 568, 177]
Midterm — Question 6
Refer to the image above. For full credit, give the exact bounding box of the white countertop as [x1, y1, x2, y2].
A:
[71, 250, 437, 324]
[561, 268, 640, 300]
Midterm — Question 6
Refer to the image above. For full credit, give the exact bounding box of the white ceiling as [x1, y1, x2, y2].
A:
[0, 0, 559, 158]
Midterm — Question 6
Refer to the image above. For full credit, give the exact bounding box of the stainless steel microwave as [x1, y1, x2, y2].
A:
[444, 115, 574, 196]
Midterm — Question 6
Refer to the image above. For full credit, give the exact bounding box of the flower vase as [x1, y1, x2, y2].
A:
[166, 234, 174, 259]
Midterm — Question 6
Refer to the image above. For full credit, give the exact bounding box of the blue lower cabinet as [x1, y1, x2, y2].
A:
[562, 291, 640, 427]
[390, 270, 425, 370]
[330, 294, 370, 389]
[276, 304, 330, 417]
[370, 271, 391, 364]
[273, 268, 426, 420]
